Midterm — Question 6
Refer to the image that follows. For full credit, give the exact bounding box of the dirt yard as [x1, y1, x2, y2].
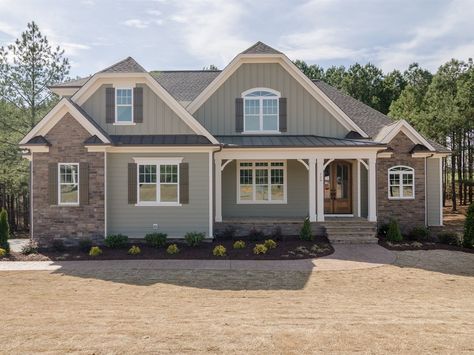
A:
[1, 249, 474, 354]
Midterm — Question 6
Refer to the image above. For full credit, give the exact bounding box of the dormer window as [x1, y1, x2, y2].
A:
[116, 88, 133, 123]
[243, 88, 280, 132]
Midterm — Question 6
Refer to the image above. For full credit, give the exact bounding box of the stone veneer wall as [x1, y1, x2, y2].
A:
[376, 132, 425, 233]
[32, 113, 105, 246]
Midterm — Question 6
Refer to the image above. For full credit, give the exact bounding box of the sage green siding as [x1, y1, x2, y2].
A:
[360, 166, 368, 218]
[426, 157, 442, 226]
[193, 63, 349, 137]
[107, 152, 210, 237]
[82, 84, 194, 135]
[222, 160, 309, 218]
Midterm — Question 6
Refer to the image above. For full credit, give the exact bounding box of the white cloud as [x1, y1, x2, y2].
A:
[0, 21, 18, 38]
[146, 9, 162, 16]
[123, 19, 150, 29]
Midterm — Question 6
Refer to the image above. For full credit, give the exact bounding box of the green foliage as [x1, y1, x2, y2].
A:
[253, 244, 268, 255]
[0, 248, 7, 257]
[270, 226, 283, 240]
[220, 225, 236, 240]
[463, 204, 474, 248]
[378, 223, 389, 238]
[104, 234, 129, 249]
[264, 239, 277, 249]
[0, 209, 10, 253]
[233, 240, 246, 249]
[386, 219, 403, 243]
[212, 245, 226, 257]
[248, 228, 265, 241]
[437, 232, 461, 246]
[166, 244, 179, 255]
[144, 233, 168, 248]
[78, 238, 93, 253]
[299, 218, 312, 241]
[408, 226, 431, 242]
[184, 232, 205, 247]
[89, 246, 102, 257]
[21, 240, 38, 255]
[51, 239, 66, 252]
[128, 245, 141, 255]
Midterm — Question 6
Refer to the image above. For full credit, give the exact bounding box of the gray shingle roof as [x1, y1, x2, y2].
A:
[66, 98, 111, 142]
[110, 135, 214, 145]
[241, 41, 281, 54]
[84, 135, 106, 145]
[215, 135, 384, 148]
[99, 56, 146, 73]
[25, 136, 50, 145]
[50, 77, 90, 88]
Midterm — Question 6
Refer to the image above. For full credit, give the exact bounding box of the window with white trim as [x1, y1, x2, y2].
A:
[243, 89, 280, 132]
[238, 161, 286, 203]
[388, 166, 414, 199]
[116, 88, 133, 123]
[58, 163, 79, 205]
[137, 160, 179, 205]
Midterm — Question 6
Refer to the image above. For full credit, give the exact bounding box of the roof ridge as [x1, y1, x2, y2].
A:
[241, 41, 281, 54]
[151, 70, 222, 73]
[99, 56, 146, 73]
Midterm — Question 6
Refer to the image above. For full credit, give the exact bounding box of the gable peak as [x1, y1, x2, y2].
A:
[99, 56, 147, 73]
[241, 41, 281, 55]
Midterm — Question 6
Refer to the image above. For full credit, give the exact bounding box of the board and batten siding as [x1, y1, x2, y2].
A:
[193, 63, 349, 137]
[107, 152, 210, 238]
[81, 84, 195, 135]
[426, 157, 442, 226]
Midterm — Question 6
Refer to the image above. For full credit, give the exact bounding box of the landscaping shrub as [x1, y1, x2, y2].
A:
[0, 208, 10, 253]
[378, 223, 389, 238]
[89, 246, 102, 256]
[128, 245, 141, 255]
[408, 226, 430, 242]
[299, 217, 312, 241]
[233, 240, 246, 249]
[167, 244, 179, 254]
[248, 228, 265, 241]
[0, 248, 6, 257]
[253, 244, 268, 255]
[104, 234, 129, 248]
[185, 232, 205, 247]
[270, 226, 283, 241]
[78, 238, 93, 253]
[21, 240, 38, 255]
[386, 219, 403, 243]
[264, 239, 277, 249]
[220, 225, 236, 240]
[52, 239, 66, 252]
[437, 232, 461, 246]
[464, 203, 474, 248]
[213, 245, 226, 257]
[145, 233, 168, 248]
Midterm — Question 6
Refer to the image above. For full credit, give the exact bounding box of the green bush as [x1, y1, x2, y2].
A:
[89, 246, 102, 256]
[128, 245, 141, 255]
[253, 244, 268, 255]
[299, 217, 312, 241]
[0, 208, 10, 253]
[233, 240, 246, 249]
[386, 219, 403, 243]
[78, 238, 93, 253]
[437, 232, 461, 246]
[264, 239, 277, 249]
[0, 248, 6, 257]
[145, 233, 168, 248]
[213, 245, 226, 257]
[248, 228, 265, 241]
[408, 226, 430, 242]
[167, 244, 179, 254]
[270, 226, 283, 240]
[104, 234, 129, 248]
[220, 225, 236, 240]
[21, 240, 38, 255]
[184, 232, 205, 247]
[378, 223, 389, 238]
[52, 239, 66, 252]
[464, 203, 474, 248]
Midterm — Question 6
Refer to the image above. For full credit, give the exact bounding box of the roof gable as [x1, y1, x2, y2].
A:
[99, 56, 146, 73]
[241, 41, 281, 54]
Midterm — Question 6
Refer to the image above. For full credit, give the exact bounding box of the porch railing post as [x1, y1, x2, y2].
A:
[309, 158, 316, 222]
[215, 158, 222, 222]
[316, 158, 325, 222]
[368, 156, 377, 222]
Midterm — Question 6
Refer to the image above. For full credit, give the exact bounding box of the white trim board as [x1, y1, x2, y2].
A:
[375, 120, 435, 151]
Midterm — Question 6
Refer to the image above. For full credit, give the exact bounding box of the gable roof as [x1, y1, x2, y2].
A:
[241, 41, 281, 54]
[49, 77, 90, 88]
[25, 135, 51, 145]
[100, 56, 147, 73]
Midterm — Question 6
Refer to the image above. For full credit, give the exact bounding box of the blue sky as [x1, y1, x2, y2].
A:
[0, 0, 473, 78]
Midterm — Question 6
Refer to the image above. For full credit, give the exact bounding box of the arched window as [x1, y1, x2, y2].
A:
[242, 88, 280, 132]
[388, 166, 415, 199]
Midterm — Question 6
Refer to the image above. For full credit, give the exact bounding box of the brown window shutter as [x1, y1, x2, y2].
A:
[105, 87, 115, 123]
[128, 163, 137, 204]
[133, 87, 143, 123]
[179, 162, 189, 204]
[48, 163, 58, 205]
[235, 98, 243, 132]
[79, 162, 89, 205]
[279, 98, 287, 132]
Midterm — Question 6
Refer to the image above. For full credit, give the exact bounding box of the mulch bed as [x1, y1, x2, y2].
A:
[378, 238, 474, 254]
[1, 236, 334, 261]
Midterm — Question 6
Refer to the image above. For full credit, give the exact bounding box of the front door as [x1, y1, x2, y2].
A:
[324, 161, 352, 214]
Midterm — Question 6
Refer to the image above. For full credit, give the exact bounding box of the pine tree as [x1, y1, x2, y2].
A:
[463, 203, 474, 248]
[0, 208, 10, 253]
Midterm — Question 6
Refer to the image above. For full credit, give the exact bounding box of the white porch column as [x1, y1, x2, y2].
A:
[316, 158, 325, 222]
[368, 157, 377, 222]
[308, 158, 316, 222]
[356, 160, 361, 218]
[215, 158, 222, 222]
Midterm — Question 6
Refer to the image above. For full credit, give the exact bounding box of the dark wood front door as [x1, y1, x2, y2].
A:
[324, 161, 352, 214]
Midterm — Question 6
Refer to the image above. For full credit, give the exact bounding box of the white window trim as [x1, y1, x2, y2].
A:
[58, 163, 80, 206]
[388, 165, 415, 200]
[242, 88, 280, 134]
[115, 87, 134, 125]
[236, 160, 287, 204]
[133, 157, 183, 206]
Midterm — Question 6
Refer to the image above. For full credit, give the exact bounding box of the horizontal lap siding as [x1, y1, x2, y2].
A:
[426, 157, 442, 226]
[107, 153, 209, 237]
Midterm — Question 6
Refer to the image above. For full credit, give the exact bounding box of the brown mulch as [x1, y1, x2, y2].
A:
[378, 239, 474, 254]
[1, 236, 333, 262]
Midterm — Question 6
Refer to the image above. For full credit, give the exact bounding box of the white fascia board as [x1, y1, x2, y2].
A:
[376, 120, 435, 151]
[19, 146, 50, 153]
[49, 87, 80, 97]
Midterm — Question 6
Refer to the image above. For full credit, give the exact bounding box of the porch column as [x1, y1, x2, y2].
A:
[368, 157, 377, 222]
[308, 158, 316, 222]
[215, 158, 222, 222]
[316, 158, 325, 222]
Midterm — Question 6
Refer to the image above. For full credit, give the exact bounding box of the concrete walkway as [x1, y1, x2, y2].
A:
[0, 244, 395, 272]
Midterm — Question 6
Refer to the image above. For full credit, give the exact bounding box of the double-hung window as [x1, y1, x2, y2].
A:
[58, 163, 79, 205]
[136, 159, 181, 205]
[388, 166, 415, 199]
[243, 88, 280, 132]
[238, 161, 286, 203]
[116, 88, 133, 123]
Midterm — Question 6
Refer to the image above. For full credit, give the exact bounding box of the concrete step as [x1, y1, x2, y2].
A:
[329, 237, 378, 244]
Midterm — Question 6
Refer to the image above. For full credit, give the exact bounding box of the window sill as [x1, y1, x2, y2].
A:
[236, 201, 287, 205]
[388, 197, 415, 200]
[242, 131, 281, 135]
[56, 203, 80, 207]
[113, 122, 136, 126]
[135, 203, 182, 207]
